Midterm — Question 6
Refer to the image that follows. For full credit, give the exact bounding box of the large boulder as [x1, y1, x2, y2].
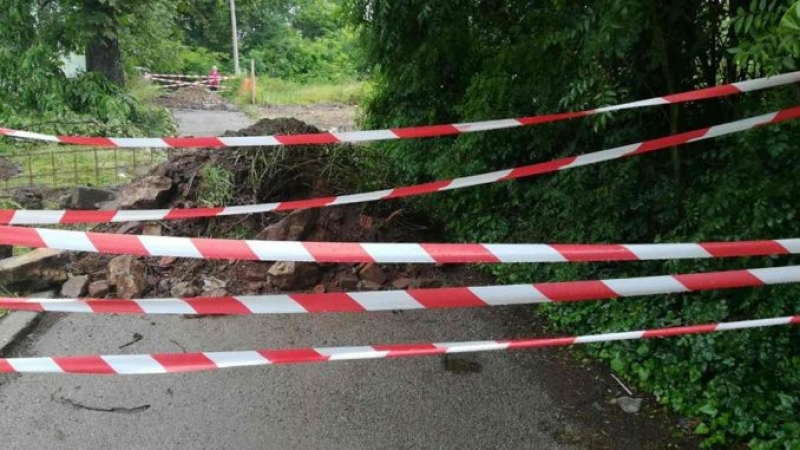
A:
[118, 175, 173, 209]
[108, 255, 148, 299]
[0, 249, 68, 291]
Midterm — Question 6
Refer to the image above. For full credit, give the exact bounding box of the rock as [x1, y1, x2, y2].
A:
[97, 198, 121, 211]
[313, 284, 326, 294]
[156, 279, 172, 294]
[146, 275, 160, 287]
[87, 280, 111, 298]
[171, 281, 200, 298]
[61, 275, 89, 298]
[268, 261, 295, 277]
[338, 273, 359, 290]
[115, 222, 142, 235]
[142, 224, 162, 236]
[108, 255, 148, 299]
[360, 280, 382, 290]
[247, 282, 265, 292]
[0, 249, 68, 291]
[119, 175, 173, 209]
[202, 277, 227, 292]
[392, 277, 411, 290]
[411, 278, 444, 289]
[244, 264, 268, 282]
[359, 263, 387, 285]
[616, 397, 643, 414]
[11, 187, 43, 209]
[158, 256, 177, 267]
[58, 194, 72, 209]
[202, 288, 228, 298]
[267, 261, 321, 290]
[63, 186, 116, 210]
[359, 214, 374, 229]
[256, 209, 319, 241]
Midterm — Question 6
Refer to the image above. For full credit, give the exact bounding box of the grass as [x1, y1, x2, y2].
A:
[0, 143, 165, 191]
[128, 77, 166, 104]
[196, 164, 235, 207]
[228, 77, 370, 106]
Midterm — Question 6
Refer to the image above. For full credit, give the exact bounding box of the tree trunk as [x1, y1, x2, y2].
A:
[84, 0, 125, 87]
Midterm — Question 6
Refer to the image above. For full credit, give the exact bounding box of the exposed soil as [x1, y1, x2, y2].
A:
[70, 117, 452, 299]
[153, 85, 236, 111]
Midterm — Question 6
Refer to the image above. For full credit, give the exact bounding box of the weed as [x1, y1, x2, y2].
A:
[196, 164, 235, 207]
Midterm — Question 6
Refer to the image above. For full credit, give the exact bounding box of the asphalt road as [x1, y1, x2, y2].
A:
[0, 108, 692, 450]
[0, 308, 589, 450]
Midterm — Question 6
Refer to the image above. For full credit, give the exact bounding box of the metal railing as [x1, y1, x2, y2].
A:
[0, 146, 164, 195]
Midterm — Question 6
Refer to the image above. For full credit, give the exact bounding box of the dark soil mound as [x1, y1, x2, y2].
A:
[71, 117, 480, 302]
[154, 85, 233, 111]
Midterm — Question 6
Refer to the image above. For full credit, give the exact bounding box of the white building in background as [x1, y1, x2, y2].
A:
[60, 53, 86, 78]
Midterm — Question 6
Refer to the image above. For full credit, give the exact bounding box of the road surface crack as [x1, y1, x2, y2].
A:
[54, 395, 150, 414]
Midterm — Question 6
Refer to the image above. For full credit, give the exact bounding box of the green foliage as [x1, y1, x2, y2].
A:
[731, 0, 800, 71]
[231, 77, 368, 105]
[176, 46, 229, 75]
[349, 0, 800, 447]
[167, 0, 361, 82]
[0, 1, 174, 137]
[118, 1, 186, 74]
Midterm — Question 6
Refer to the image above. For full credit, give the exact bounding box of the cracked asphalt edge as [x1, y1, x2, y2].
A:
[0, 291, 55, 356]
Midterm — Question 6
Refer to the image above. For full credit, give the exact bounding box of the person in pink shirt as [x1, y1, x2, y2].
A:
[208, 65, 221, 91]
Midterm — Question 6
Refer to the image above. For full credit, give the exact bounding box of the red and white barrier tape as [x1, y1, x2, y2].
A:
[151, 79, 214, 88]
[2, 72, 798, 148]
[1, 265, 797, 315]
[144, 73, 236, 81]
[3, 107, 798, 225]
[1, 224, 798, 262]
[1, 316, 795, 374]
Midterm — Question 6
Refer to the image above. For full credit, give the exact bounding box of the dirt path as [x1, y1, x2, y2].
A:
[172, 109, 254, 136]
[0, 106, 697, 450]
[171, 104, 355, 136]
[256, 104, 357, 131]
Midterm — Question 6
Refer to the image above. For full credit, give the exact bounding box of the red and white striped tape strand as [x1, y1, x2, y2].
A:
[3, 106, 798, 225]
[1, 225, 798, 262]
[144, 73, 236, 81]
[2, 265, 797, 315]
[2, 72, 798, 148]
[151, 79, 215, 88]
[1, 316, 796, 374]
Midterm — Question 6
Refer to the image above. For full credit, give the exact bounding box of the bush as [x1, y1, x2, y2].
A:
[350, 1, 800, 447]
[0, 46, 173, 138]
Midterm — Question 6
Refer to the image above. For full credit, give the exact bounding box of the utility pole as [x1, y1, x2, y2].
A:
[229, 0, 240, 75]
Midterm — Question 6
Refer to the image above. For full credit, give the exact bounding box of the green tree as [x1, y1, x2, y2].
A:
[348, 0, 800, 447]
